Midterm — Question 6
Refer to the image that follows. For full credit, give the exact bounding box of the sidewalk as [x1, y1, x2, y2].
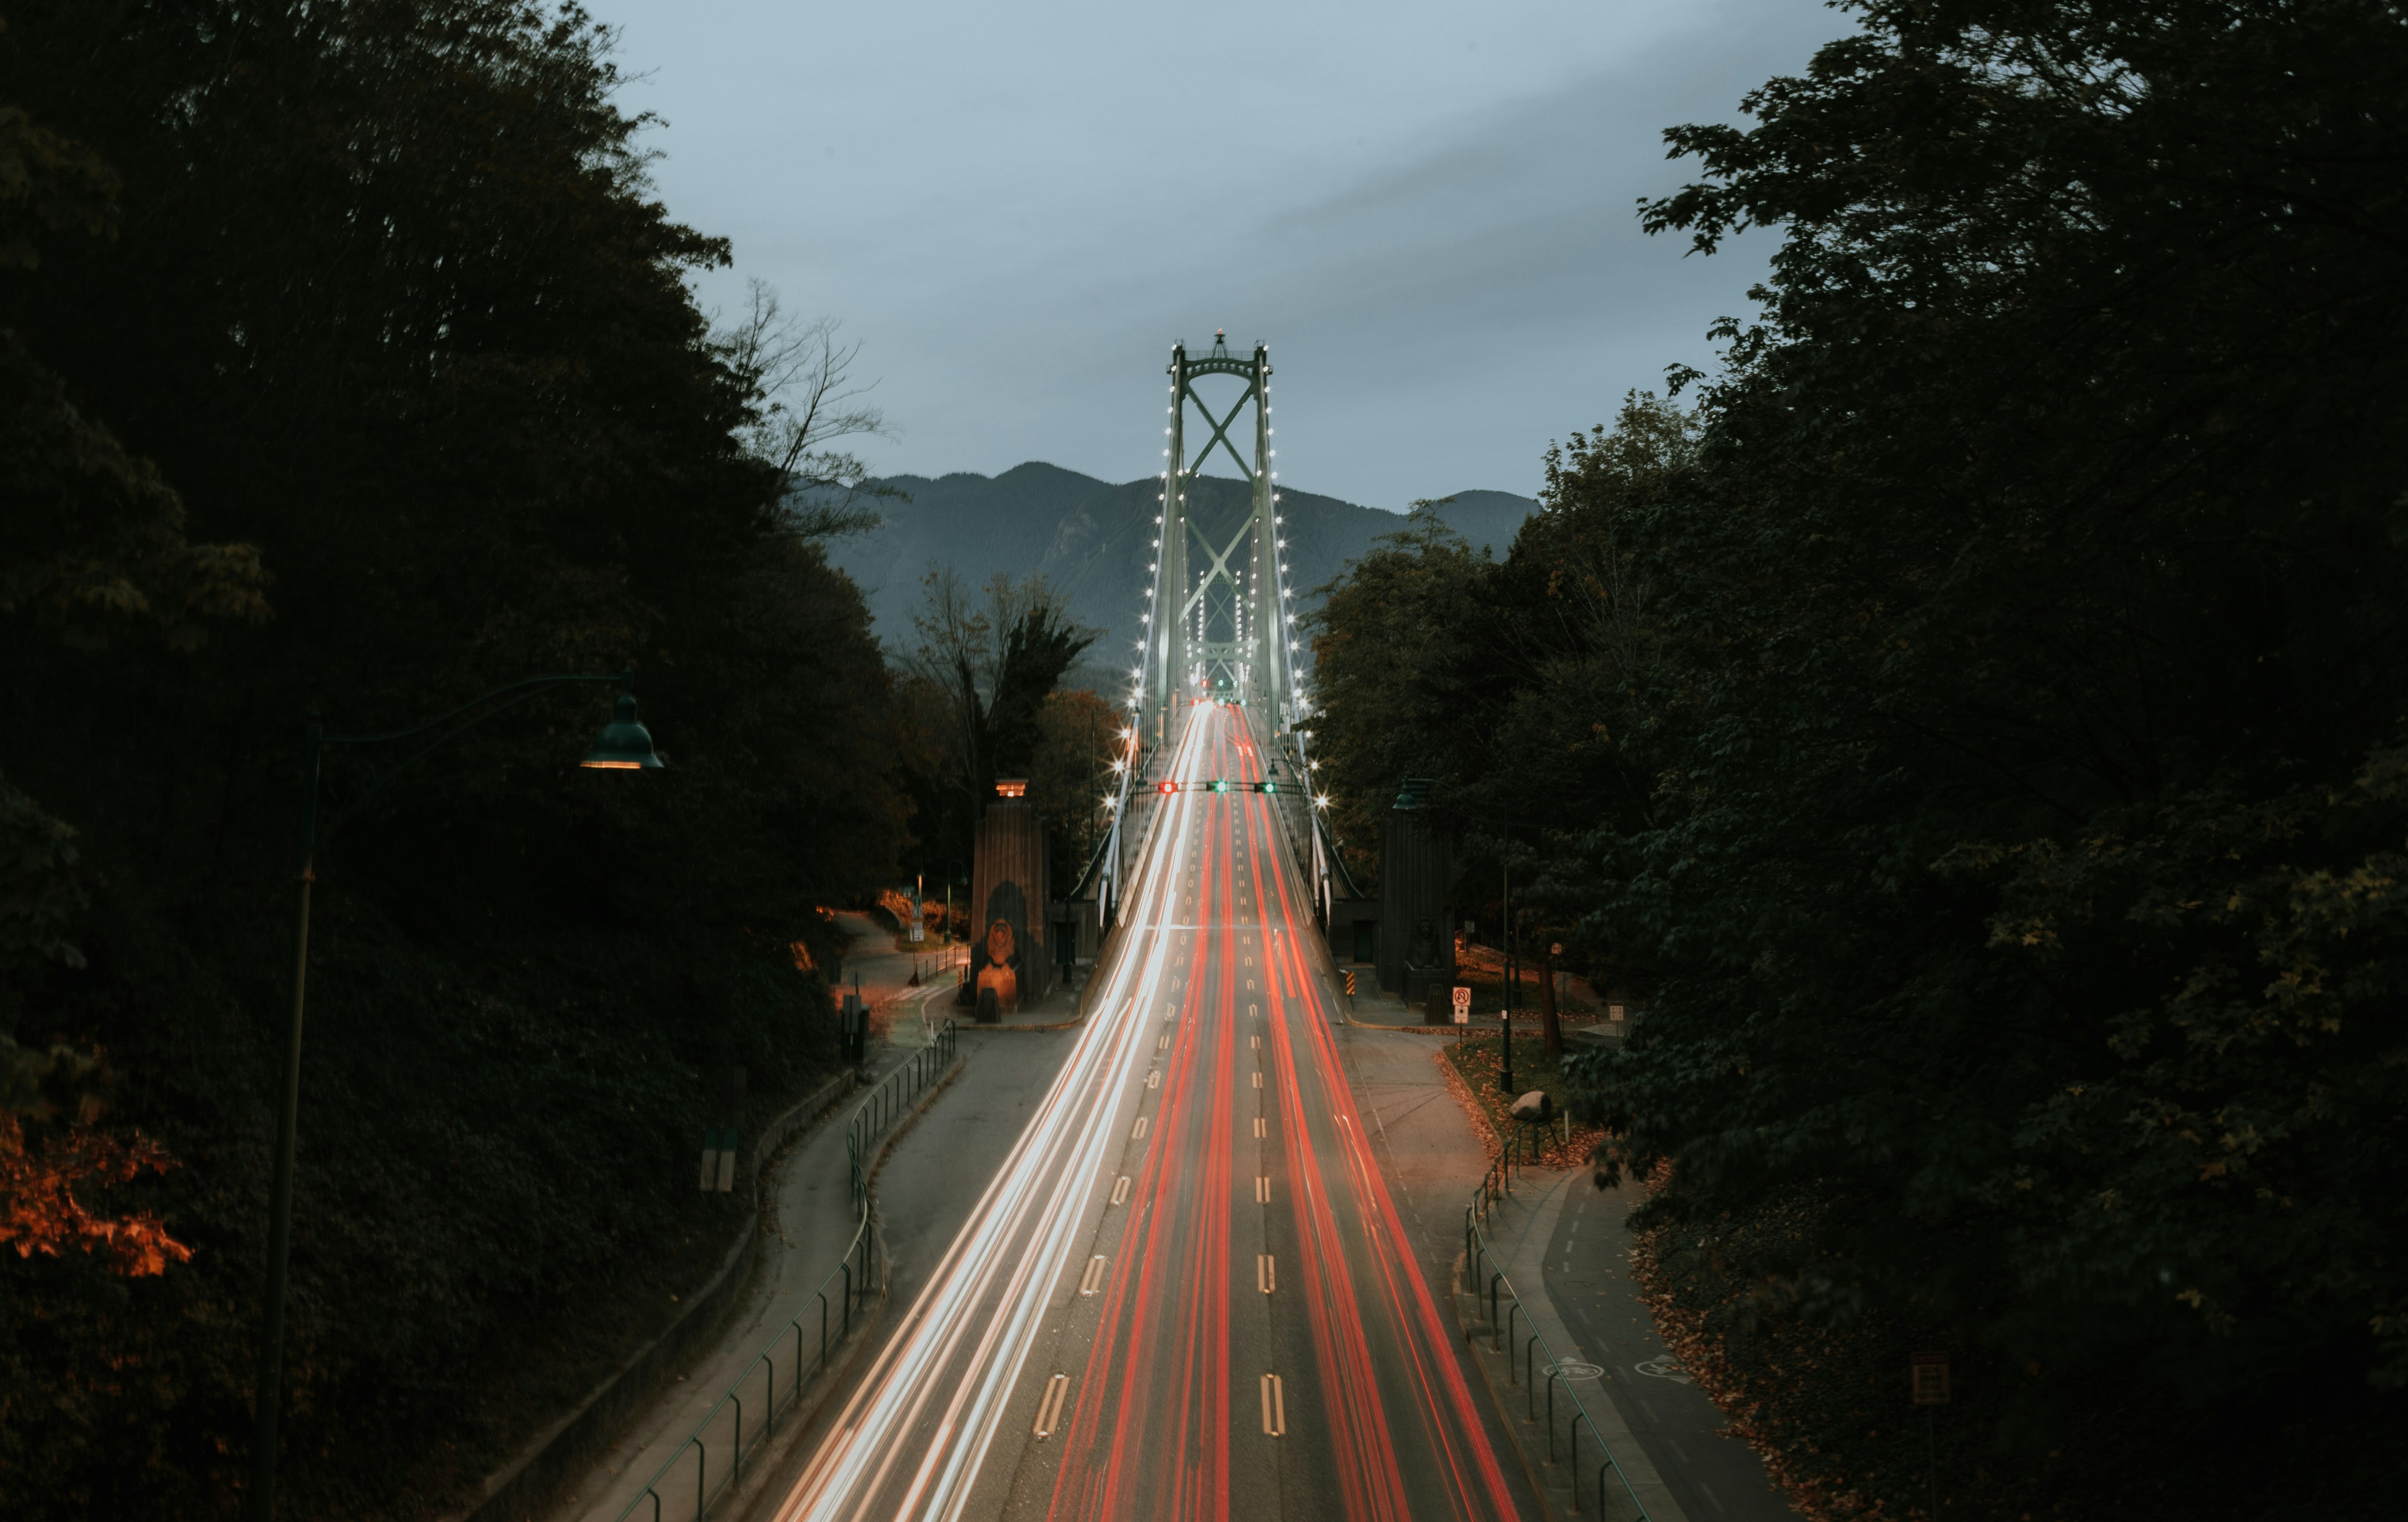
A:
[831, 911, 952, 1046]
[538, 1028, 940, 1522]
[532, 930, 973, 1522]
[836, 912, 1094, 1035]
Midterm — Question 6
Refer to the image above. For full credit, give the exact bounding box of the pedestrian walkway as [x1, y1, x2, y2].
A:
[512, 915, 1091, 1522]
[1471, 1169, 1792, 1522]
[539, 1030, 935, 1522]
[830, 911, 951, 1046]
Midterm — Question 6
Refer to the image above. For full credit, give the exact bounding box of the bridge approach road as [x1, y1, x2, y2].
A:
[771, 702, 1524, 1522]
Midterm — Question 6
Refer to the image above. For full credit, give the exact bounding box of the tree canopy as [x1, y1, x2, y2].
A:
[1, 2, 906, 1512]
[1309, 0, 2408, 1508]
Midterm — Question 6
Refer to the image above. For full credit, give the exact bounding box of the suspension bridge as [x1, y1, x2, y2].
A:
[765, 338, 1519, 1521]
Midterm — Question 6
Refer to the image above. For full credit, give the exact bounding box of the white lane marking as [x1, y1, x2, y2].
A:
[1079, 1256, 1108, 1296]
[1255, 1176, 1271, 1203]
[1259, 1374, 1285, 1437]
[776, 711, 1214, 1522]
[1257, 1254, 1276, 1293]
[1111, 1176, 1130, 1206]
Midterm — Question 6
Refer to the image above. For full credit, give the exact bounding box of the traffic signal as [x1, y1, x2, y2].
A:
[1159, 780, 1176, 794]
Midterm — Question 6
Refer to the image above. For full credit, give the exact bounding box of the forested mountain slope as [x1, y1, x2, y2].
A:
[826, 462, 1535, 658]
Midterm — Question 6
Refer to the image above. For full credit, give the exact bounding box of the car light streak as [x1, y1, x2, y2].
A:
[774, 702, 1518, 1522]
[773, 712, 1215, 1522]
[1244, 779, 1522, 1521]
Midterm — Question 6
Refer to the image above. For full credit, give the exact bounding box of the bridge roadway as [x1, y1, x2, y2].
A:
[771, 702, 1520, 1521]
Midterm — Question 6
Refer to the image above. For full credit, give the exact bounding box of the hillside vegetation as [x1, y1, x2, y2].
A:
[825, 462, 1535, 658]
[1309, 0, 2408, 1515]
[2, 2, 902, 1513]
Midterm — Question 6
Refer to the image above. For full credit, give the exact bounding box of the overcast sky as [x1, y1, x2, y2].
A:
[595, 0, 1843, 511]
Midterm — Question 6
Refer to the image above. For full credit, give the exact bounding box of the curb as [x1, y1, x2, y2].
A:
[910, 967, 1090, 1034]
[1339, 1005, 1459, 1032]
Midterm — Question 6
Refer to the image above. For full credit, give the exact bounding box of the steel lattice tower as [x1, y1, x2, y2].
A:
[1104, 332, 1327, 927]
[1136, 332, 1300, 747]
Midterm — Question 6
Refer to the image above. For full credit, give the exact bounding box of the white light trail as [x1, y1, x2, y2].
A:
[774, 713, 1214, 1522]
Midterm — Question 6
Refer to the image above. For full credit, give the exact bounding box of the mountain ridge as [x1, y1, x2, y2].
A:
[826, 462, 1536, 670]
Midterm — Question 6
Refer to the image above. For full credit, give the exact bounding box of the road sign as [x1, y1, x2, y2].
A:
[1452, 985, 1471, 1023]
[1910, 1352, 1950, 1404]
[909, 922, 924, 942]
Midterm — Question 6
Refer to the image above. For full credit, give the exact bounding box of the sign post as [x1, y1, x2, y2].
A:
[1912, 1352, 1948, 1518]
[1910, 1351, 1950, 1404]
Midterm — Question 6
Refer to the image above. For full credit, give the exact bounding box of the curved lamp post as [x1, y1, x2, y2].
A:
[247, 672, 660, 1522]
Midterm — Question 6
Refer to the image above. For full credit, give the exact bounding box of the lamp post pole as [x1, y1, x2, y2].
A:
[249, 715, 319, 1522]
[1500, 805, 1513, 1096]
[246, 674, 658, 1522]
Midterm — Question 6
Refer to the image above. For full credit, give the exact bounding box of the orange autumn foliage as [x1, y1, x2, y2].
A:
[0, 1112, 192, 1276]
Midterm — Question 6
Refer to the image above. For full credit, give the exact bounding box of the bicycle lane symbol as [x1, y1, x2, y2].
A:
[1633, 1355, 1694, 1385]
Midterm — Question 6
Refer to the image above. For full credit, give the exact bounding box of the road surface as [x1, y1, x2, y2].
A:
[771, 702, 1522, 1522]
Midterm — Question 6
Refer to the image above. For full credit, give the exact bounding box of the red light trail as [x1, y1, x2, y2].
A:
[773, 705, 1517, 1521]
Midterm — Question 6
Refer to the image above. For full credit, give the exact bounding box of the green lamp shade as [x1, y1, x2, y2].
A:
[582, 694, 664, 769]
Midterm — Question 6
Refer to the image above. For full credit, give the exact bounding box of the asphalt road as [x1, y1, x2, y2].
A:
[770, 703, 1523, 1522]
[873, 1026, 1081, 1330]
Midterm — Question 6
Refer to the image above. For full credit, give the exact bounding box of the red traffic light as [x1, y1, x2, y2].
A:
[1159, 780, 1176, 794]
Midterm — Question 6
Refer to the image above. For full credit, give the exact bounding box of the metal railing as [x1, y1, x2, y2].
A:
[1463, 1139, 1656, 1522]
[613, 1020, 961, 1522]
[848, 1022, 959, 1206]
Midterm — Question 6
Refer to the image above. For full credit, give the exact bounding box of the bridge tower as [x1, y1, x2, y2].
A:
[1103, 333, 1322, 928]
[1138, 332, 1301, 745]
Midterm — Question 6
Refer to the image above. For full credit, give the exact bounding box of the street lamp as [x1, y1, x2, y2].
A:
[247, 672, 657, 1522]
